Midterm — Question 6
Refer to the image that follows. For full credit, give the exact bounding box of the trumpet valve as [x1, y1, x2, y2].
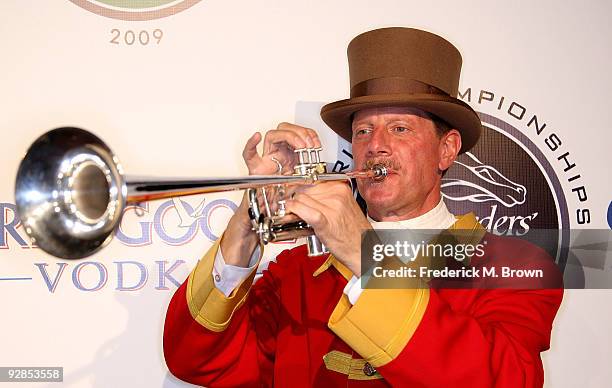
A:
[294, 147, 327, 177]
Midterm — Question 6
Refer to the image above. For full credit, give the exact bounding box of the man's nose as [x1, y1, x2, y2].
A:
[367, 128, 391, 156]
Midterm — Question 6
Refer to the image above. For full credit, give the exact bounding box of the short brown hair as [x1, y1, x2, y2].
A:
[427, 113, 452, 138]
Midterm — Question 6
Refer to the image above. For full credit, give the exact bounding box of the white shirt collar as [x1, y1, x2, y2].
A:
[367, 198, 456, 230]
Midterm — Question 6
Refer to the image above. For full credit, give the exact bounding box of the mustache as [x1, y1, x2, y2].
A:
[362, 158, 401, 171]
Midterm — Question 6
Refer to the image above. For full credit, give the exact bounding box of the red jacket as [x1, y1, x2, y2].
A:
[163, 214, 563, 387]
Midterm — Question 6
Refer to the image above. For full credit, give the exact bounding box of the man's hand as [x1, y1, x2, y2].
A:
[286, 181, 371, 277]
[221, 123, 322, 267]
[243, 122, 321, 175]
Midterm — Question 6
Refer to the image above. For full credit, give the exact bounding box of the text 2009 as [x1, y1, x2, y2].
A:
[110, 29, 163, 45]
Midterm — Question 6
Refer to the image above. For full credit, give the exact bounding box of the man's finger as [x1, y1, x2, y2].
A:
[286, 193, 333, 228]
[263, 129, 309, 154]
[276, 122, 321, 148]
[293, 181, 351, 198]
[293, 192, 333, 213]
[285, 197, 326, 229]
[242, 132, 263, 165]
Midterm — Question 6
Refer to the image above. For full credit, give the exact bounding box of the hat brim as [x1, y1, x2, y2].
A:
[320, 94, 482, 154]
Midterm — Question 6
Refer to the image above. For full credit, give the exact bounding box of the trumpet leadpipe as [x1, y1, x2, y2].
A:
[126, 165, 387, 202]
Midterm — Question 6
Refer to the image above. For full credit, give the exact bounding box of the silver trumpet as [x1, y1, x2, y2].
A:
[14, 127, 387, 259]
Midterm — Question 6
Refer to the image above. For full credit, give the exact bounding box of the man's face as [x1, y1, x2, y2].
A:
[351, 106, 448, 220]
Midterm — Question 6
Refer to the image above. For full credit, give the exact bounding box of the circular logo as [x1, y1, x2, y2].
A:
[442, 112, 570, 266]
[607, 201, 612, 229]
[69, 0, 202, 21]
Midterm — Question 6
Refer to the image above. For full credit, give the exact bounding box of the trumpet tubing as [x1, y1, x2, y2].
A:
[15, 127, 387, 259]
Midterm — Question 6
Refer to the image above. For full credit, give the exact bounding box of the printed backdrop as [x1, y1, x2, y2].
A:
[1, 1, 611, 387]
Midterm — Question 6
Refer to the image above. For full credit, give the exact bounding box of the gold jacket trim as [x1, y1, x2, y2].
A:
[185, 235, 262, 332]
[322, 350, 383, 380]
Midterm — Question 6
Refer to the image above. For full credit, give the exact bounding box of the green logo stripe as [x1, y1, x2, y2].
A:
[69, 0, 202, 20]
[93, 0, 176, 9]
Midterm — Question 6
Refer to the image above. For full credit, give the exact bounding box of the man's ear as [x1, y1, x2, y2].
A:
[438, 129, 462, 171]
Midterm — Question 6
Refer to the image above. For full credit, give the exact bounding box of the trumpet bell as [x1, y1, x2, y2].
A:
[15, 127, 126, 259]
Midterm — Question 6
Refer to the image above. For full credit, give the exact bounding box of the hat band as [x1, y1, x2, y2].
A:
[350, 77, 448, 98]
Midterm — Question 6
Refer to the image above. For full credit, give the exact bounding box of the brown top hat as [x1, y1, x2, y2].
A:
[320, 27, 481, 153]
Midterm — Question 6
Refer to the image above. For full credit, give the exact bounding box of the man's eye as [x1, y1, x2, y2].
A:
[393, 126, 409, 133]
[353, 128, 371, 137]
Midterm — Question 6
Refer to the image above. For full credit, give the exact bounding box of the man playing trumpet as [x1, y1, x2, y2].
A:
[164, 27, 562, 387]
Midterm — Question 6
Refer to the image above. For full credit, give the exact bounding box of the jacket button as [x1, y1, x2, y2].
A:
[363, 362, 377, 376]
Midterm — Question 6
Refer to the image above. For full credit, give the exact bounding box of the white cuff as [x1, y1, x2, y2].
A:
[212, 245, 260, 297]
[343, 275, 364, 305]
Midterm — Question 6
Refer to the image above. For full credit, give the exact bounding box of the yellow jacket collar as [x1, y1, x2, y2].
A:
[313, 254, 353, 280]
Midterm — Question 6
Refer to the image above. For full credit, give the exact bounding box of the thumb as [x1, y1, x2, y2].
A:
[242, 132, 263, 169]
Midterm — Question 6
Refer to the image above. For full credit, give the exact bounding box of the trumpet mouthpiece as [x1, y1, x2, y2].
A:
[371, 164, 388, 181]
[344, 164, 388, 181]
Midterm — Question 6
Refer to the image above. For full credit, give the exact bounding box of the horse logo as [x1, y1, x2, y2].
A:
[442, 152, 526, 208]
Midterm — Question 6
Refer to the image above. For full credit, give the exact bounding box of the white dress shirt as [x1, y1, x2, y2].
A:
[213, 198, 456, 302]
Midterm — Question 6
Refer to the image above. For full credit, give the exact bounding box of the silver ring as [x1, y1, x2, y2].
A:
[270, 157, 283, 174]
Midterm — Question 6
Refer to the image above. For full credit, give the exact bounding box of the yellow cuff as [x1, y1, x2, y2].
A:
[328, 283, 429, 368]
[186, 237, 262, 332]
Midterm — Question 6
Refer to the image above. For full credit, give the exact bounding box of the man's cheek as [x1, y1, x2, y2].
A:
[352, 154, 366, 170]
